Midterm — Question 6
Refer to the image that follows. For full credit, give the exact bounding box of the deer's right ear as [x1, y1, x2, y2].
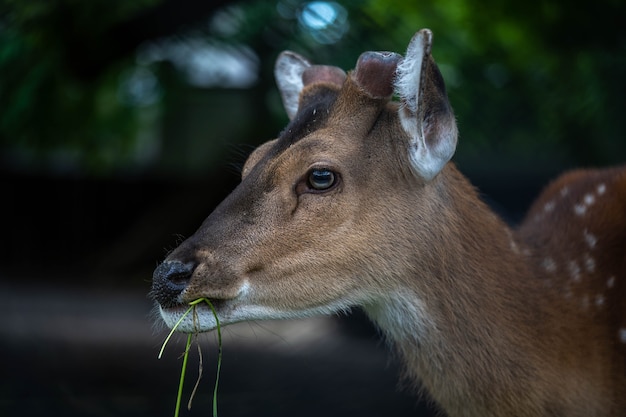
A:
[395, 29, 458, 181]
[275, 51, 311, 120]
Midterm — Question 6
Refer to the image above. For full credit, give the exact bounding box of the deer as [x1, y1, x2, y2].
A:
[150, 29, 626, 416]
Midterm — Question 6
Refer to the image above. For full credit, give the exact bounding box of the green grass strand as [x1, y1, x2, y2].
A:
[202, 299, 222, 417]
[174, 333, 193, 417]
[158, 305, 194, 359]
[159, 298, 223, 417]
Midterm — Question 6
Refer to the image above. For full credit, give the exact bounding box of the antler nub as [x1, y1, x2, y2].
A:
[353, 51, 402, 99]
[302, 65, 346, 88]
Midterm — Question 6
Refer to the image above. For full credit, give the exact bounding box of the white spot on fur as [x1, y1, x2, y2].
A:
[574, 204, 587, 216]
[560, 186, 570, 197]
[619, 328, 626, 344]
[583, 229, 597, 249]
[542, 257, 557, 273]
[543, 201, 555, 212]
[607, 276, 616, 289]
[574, 192, 598, 216]
[595, 294, 605, 307]
[597, 183, 606, 195]
[510, 239, 519, 254]
[568, 260, 581, 282]
[239, 280, 251, 297]
[583, 253, 596, 273]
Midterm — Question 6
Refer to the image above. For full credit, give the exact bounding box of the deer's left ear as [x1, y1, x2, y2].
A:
[275, 51, 347, 120]
[395, 29, 458, 181]
[275, 51, 311, 120]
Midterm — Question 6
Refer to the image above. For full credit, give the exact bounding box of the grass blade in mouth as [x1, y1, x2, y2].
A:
[158, 299, 222, 417]
[197, 299, 222, 417]
[175, 333, 193, 417]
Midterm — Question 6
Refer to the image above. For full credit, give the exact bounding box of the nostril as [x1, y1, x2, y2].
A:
[151, 261, 195, 307]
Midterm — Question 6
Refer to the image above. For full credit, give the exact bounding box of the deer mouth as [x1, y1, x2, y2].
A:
[151, 260, 249, 333]
[158, 299, 229, 333]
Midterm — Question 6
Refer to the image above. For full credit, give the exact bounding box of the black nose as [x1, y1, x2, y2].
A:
[151, 261, 194, 307]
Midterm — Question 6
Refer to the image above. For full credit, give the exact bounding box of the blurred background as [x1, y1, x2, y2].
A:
[1, 0, 624, 416]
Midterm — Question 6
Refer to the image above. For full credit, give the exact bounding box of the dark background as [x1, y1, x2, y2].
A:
[1, 0, 624, 416]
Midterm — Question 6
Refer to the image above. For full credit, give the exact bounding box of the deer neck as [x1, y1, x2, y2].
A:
[362, 165, 547, 416]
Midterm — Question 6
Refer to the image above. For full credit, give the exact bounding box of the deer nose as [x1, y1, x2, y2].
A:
[151, 260, 194, 307]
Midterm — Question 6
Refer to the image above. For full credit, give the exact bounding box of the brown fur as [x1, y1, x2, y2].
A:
[152, 32, 626, 417]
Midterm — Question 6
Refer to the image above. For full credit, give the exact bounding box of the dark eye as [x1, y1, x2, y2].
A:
[307, 169, 337, 191]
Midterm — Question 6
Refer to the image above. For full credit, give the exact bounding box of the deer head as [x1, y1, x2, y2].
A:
[151, 28, 626, 417]
[150, 29, 457, 332]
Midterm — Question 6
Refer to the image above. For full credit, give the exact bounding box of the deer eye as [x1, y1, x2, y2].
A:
[307, 168, 337, 191]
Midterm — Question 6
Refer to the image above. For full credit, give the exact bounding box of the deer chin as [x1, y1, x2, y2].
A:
[160, 300, 356, 333]
[158, 301, 227, 333]
[158, 280, 360, 333]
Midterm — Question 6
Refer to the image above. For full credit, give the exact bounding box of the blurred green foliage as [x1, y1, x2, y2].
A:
[1, 0, 624, 176]
[358, 0, 626, 170]
[0, 0, 160, 174]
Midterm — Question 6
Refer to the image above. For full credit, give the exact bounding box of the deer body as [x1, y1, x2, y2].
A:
[151, 29, 626, 416]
